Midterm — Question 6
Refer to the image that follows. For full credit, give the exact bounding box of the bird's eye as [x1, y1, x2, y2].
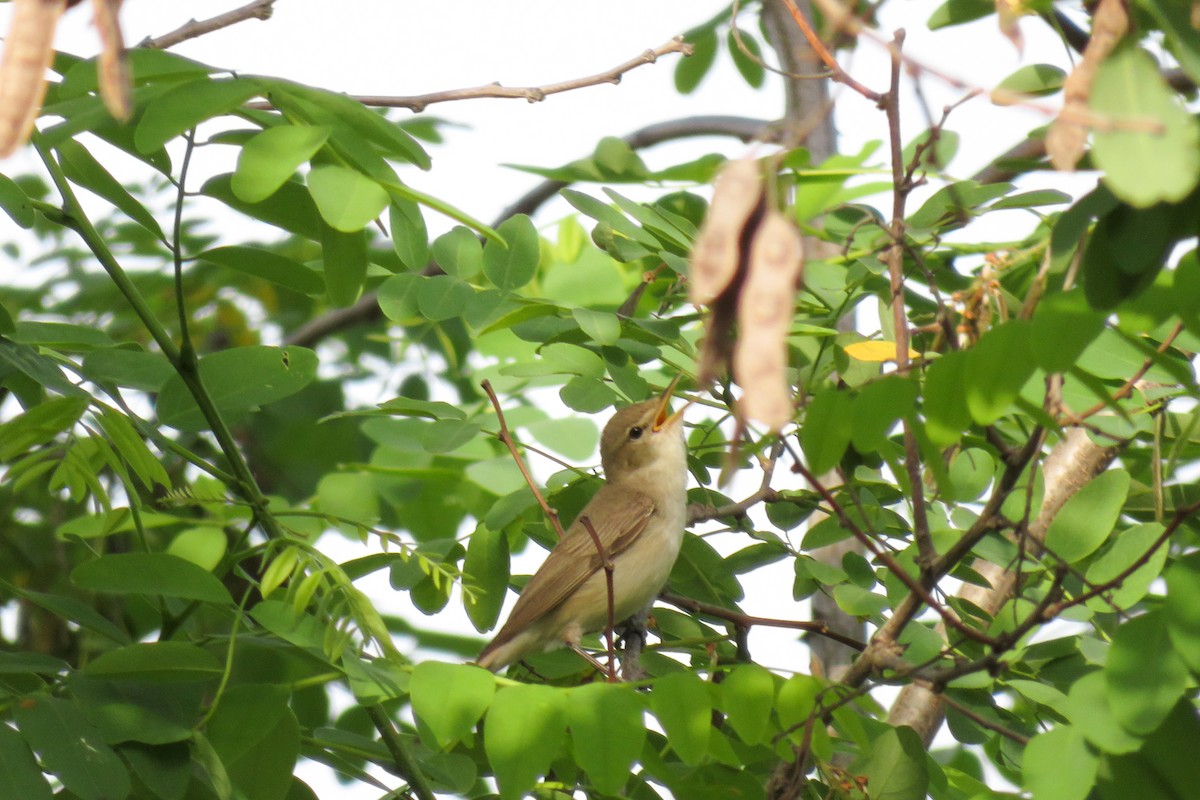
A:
[628, 425, 644, 440]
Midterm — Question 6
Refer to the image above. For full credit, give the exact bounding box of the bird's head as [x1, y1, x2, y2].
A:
[600, 376, 689, 484]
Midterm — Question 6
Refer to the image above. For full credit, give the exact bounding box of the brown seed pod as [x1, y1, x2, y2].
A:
[733, 210, 805, 431]
[689, 157, 763, 305]
[94, 0, 131, 123]
[0, 0, 68, 158]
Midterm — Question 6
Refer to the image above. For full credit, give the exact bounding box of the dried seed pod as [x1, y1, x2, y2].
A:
[1045, 0, 1128, 171]
[734, 210, 805, 431]
[0, 0, 68, 158]
[94, 0, 131, 122]
[689, 157, 763, 305]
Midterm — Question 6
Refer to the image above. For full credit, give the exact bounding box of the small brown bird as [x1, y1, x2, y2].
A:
[477, 380, 689, 671]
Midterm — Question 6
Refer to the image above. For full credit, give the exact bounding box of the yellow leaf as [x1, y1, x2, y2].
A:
[844, 341, 919, 363]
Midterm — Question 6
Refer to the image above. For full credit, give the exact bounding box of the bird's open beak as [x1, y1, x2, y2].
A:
[651, 374, 690, 432]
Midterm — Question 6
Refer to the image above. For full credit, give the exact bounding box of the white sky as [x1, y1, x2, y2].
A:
[0, 1, 1099, 796]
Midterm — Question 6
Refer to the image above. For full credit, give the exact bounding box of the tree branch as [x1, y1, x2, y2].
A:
[660, 592, 866, 652]
[284, 115, 771, 349]
[248, 37, 691, 113]
[480, 380, 567, 541]
[141, 0, 280, 50]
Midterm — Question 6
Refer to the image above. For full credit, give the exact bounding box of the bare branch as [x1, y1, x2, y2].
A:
[579, 515, 619, 681]
[660, 592, 867, 652]
[141, 0, 279, 50]
[248, 37, 691, 113]
[480, 379, 567, 541]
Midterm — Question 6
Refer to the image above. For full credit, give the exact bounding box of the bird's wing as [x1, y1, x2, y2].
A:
[486, 484, 656, 645]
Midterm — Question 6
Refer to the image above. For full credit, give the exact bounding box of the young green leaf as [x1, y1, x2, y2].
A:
[484, 684, 567, 800]
[232, 124, 331, 203]
[411, 661, 495, 749]
[568, 683, 646, 795]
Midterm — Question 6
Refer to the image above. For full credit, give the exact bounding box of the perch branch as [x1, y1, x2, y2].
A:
[248, 37, 692, 112]
[579, 515, 619, 681]
[141, 0, 279, 50]
[480, 379, 567, 541]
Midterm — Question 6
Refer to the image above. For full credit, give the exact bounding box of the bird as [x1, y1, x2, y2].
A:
[476, 379, 689, 672]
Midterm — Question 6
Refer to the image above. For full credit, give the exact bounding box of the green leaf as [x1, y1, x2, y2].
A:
[560, 376, 620, 413]
[0, 723, 53, 800]
[484, 214, 540, 292]
[14, 697, 131, 800]
[965, 321, 1035, 424]
[431, 226, 483, 280]
[390, 198, 430, 270]
[1064, 671, 1143, 754]
[922, 351, 972, 446]
[135, 77, 263, 152]
[1135, 0, 1200, 85]
[675, 27, 718, 94]
[156, 345, 318, 431]
[568, 683, 645, 795]
[82, 347, 174, 392]
[1085, 522, 1167, 612]
[232, 124, 331, 203]
[307, 165, 390, 232]
[72, 553, 234, 604]
[862, 726, 929, 800]
[167, 526, 227, 572]
[421, 419, 481, 453]
[1091, 46, 1200, 207]
[944, 447, 995, 502]
[1044, 469, 1129, 563]
[320, 223, 369, 307]
[463, 526, 510, 632]
[56, 138, 166, 240]
[1165, 551, 1200, 673]
[0, 396, 89, 461]
[0, 172, 35, 228]
[270, 83, 430, 169]
[1031, 290, 1106, 372]
[1023, 725, 1097, 800]
[207, 684, 299, 800]
[11, 587, 130, 644]
[928, 0, 993, 28]
[650, 672, 711, 766]
[801, 387, 853, 474]
[720, 664, 776, 745]
[727, 29, 765, 88]
[1106, 610, 1188, 735]
[525, 416, 599, 461]
[202, 173, 323, 240]
[995, 64, 1066, 98]
[377, 272, 421, 321]
[573, 308, 620, 346]
[484, 684, 567, 800]
[93, 406, 171, 490]
[411, 662, 495, 749]
[418, 275, 475, 322]
[851, 375, 916, 454]
[122, 742, 191, 800]
[199, 245, 325, 295]
[0, 340, 85, 395]
[84, 642, 222, 683]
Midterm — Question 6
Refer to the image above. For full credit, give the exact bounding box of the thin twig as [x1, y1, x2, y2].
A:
[793, 461, 997, 648]
[579, 515, 618, 682]
[661, 592, 866, 652]
[364, 705, 436, 800]
[141, 0, 279, 50]
[480, 380, 567, 540]
[939, 692, 1030, 745]
[779, 0, 881, 102]
[1068, 323, 1184, 422]
[1047, 498, 1200, 615]
[248, 37, 691, 113]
